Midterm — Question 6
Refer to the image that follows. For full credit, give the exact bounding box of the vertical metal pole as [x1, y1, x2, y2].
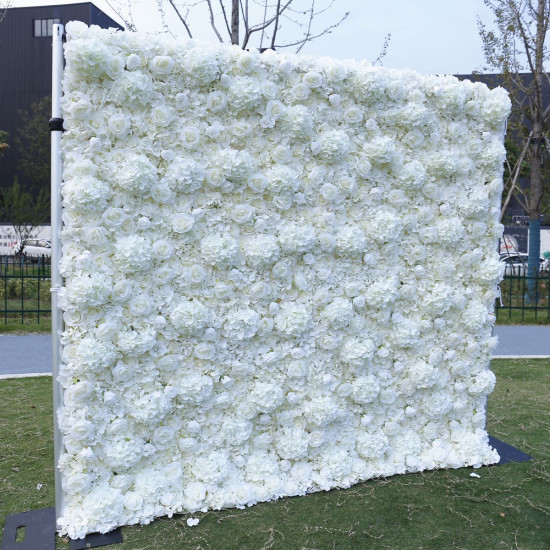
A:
[50, 23, 65, 530]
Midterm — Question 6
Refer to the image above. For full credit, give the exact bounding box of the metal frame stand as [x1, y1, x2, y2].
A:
[489, 435, 533, 465]
[50, 23, 65, 534]
[69, 530, 123, 550]
[1, 508, 56, 550]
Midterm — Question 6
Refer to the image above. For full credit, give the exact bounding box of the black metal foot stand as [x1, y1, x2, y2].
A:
[69, 529, 123, 550]
[1, 508, 56, 550]
[1, 507, 123, 550]
[489, 434, 533, 464]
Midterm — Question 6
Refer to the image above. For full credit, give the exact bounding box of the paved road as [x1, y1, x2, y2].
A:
[0, 334, 52, 377]
[0, 326, 549, 378]
[492, 326, 550, 357]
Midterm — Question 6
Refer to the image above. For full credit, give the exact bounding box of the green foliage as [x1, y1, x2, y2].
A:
[15, 96, 52, 188]
[503, 136, 530, 181]
[0, 360, 549, 549]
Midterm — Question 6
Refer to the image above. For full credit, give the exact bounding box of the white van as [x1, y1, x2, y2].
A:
[23, 239, 52, 259]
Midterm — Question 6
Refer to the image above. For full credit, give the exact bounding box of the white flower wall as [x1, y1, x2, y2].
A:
[59, 22, 510, 538]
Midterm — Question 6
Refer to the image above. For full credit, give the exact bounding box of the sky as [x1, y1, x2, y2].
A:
[9, 0, 497, 75]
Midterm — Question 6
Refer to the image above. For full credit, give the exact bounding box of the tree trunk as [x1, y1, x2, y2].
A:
[526, 0, 547, 299]
[231, 0, 239, 45]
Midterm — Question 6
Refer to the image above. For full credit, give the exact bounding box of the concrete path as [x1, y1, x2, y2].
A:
[0, 326, 549, 379]
[492, 326, 550, 358]
[0, 334, 52, 378]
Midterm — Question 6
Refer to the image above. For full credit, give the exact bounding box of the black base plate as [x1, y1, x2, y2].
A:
[69, 529, 123, 550]
[489, 435, 533, 464]
[1, 507, 56, 550]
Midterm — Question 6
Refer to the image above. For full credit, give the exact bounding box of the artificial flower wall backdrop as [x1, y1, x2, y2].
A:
[58, 21, 510, 538]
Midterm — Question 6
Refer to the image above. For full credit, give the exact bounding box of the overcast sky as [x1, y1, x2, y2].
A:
[10, 0, 496, 75]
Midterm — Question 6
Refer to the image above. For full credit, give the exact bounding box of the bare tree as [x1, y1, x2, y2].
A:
[478, 0, 550, 283]
[110, 0, 351, 53]
[0, 0, 12, 25]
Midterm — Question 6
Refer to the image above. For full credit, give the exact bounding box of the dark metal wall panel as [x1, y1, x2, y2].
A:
[90, 4, 124, 31]
[0, 3, 123, 196]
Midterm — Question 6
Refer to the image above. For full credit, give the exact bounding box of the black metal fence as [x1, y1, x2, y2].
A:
[1, 254, 548, 325]
[0, 254, 51, 324]
[496, 273, 550, 322]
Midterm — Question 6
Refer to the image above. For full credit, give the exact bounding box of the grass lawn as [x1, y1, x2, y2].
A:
[0, 319, 51, 334]
[0, 359, 549, 550]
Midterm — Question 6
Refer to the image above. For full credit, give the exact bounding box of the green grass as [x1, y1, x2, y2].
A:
[1, 359, 549, 549]
[0, 318, 52, 333]
[496, 308, 550, 325]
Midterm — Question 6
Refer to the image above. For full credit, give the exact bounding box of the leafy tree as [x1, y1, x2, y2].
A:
[15, 96, 51, 191]
[1, 98, 51, 256]
[0, 178, 49, 257]
[478, 0, 550, 284]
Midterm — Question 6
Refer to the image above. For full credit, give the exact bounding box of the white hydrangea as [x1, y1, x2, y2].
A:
[116, 153, 158, 195]
[223, 309, 261, 340]
[200, 234, 239, 266]
[114, 235, 153, 272]
[274, 302, 312, 336]
[162, 158, 205, 192]
[277, 222, 316, 253]
[242, 234, 280, 267]
[170, 300, 210, 334]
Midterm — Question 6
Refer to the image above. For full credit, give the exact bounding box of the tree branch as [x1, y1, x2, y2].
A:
[167, 0, 194, 38]
[206, 0, 224, 42]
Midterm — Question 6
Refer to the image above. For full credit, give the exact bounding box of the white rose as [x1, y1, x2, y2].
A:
[175, 92, 189, 110]
[302, 70, 323, 88]
[237, 51, 256, 72]
[172, 213, 195, 233]
[344, 106, 364, 124]
[69, 420, 94, 441]
[151, 105, 173, 127]
[355, 155, 372, 177]
[150, 55, 175, 75]
[292, 83, 310, 100]
[129, 294, 153, 316]
[207, 91, 228, 112]
[108, 113, 130, 137]
[152, 239, 174, 261]
[103, 207, 127, 227]
[153, 425, 176, 446]
[180, 126, 201, 148]
[266, 99, 286, 121]
[231, 204, 254, 224]
[123, 491, 144, 511]
[63, 473, 91, 495]
[111, 279, 132, 302]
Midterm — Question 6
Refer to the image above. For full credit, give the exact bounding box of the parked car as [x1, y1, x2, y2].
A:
[23, 239, 51, 260]
[499, 253, 548, 276]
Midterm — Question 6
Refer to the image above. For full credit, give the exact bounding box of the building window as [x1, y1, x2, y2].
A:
[33, 18, 62, 37]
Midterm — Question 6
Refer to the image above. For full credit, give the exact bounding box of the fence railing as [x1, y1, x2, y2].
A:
[496, 273, 550, 322]
[0, 254, 51, 324]
[1, 254, 548, 325]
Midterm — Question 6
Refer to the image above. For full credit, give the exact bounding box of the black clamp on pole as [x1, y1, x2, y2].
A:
[49, 118, 65, 132]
